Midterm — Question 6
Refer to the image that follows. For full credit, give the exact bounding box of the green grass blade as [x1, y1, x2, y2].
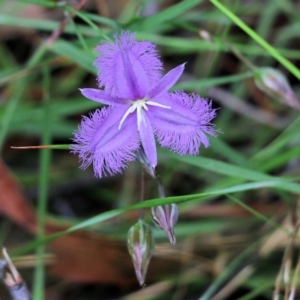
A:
[131, 0, 203, 30]
[12, 179, 290, 256]
[33, 65, 52, 300]
[210, 0, 300, 80]
[167, 154, 300, 195]
[49, 40, 95, 73]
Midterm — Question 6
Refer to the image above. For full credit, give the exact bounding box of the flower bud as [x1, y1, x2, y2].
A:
[151, 204, 178, 245]
[127, 220, 154, 286]
[198, 29, 213, 43]
[254, 67, 300, 109]
[137, 148, 155, 178]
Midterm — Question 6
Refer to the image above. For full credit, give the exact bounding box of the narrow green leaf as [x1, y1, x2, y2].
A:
[132, 0, 203, 30]
[33, 65, 52, 300]
[210, 0, 300, 80]
[0, 14, 95, 36]
[49, 40, 95, 73]
[168, 154, 300, 195]
[17, 0, 56, 8]
[13, 180, 288, 256]
[174, 72, 254, 91]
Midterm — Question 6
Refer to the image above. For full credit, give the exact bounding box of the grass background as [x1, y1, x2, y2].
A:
[1, 0, 300, 299]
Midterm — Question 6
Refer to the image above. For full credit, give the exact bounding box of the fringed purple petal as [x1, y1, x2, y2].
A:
[95, 31, 163, 99]
[148, 91, 217, 155]
[139, 111, 157, 168]
[148, 63, 185, 99]
[120, 50, 150, 99]
[80, 88, 128, 106]
[71, 107, 139, 178]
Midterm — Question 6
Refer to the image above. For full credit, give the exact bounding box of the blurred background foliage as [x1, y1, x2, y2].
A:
[1, 0, 300, 299]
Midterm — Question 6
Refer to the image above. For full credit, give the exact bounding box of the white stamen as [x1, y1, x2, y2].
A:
[147, 101, 171, 109]
[118, 98, 171, 130]
[118, 104, 137, 130]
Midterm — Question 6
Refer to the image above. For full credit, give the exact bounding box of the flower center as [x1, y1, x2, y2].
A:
[118, 98, 171, 131]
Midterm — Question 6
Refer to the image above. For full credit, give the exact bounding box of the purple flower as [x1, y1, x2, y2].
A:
[72, 32, 216, 178]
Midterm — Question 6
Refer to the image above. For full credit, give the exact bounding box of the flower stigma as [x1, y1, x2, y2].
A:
[118, 98, 171, 131]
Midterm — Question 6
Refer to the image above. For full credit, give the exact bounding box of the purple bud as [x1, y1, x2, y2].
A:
[127, 220, 154, 286]
[254, 67, 300, 110]
[137, 148, 155, 178]
[151, 204, 178, 245]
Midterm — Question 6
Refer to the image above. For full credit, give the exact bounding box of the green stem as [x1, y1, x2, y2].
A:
[32, 65, 51, 300]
